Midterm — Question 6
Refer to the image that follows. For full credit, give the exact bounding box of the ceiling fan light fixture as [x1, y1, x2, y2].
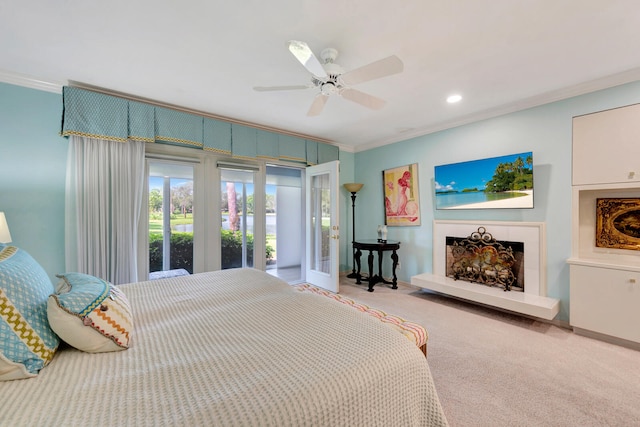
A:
[321, 82, 337, 96]
[258, 40, 404, 115]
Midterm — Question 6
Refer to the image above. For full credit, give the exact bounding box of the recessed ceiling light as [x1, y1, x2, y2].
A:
[447, 94, 462, 104]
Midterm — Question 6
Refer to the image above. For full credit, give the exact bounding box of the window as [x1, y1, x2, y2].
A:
[141, 144, 306, 283]
[147, 160, 195, 275]
[219, 166, 256, 269]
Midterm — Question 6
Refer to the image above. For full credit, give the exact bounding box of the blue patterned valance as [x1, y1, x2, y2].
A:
[279, 135, 307, 163]
[257, 130, 279, 161]
[155, 107, 203, 147]
[62, 87, 129, 142]
[203, 118, 231, 155]
[61, 86, 338, 164]
[306, 140, 318, 165]
[128, 101, 155, 142]
[231, 124, 257, 160]
[318, 143, 339, 164]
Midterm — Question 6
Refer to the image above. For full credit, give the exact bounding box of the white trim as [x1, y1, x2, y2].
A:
[0, 69, 64, 93]
[355, 67, 640, 152]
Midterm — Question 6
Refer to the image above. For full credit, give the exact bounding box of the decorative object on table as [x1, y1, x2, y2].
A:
[0, 212, 12, 243]
[344, 183, 364, 278]
[596, 198, 640, 250]
[434, 151, 534, 210]
[382, 163, 420, 226]
[377, 225, 387, 242]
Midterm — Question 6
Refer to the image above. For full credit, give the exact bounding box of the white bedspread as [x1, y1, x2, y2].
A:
[1, 268, 448, 426]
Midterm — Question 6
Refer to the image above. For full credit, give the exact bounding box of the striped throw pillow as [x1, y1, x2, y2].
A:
[47, 272, 133, 353]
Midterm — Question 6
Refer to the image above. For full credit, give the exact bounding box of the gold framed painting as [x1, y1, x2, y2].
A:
[596, 198, 640, 250]
[382, 163, 421, 226]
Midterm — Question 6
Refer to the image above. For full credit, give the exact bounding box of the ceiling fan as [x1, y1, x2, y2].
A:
[254, 40, 403, 116]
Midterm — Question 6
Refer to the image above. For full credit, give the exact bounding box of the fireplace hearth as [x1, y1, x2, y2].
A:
[411, 220, 560, 320]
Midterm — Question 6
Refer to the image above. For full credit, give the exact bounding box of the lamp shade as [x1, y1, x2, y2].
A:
[0, 212, 11, 244]
[343, 183, 364, 193]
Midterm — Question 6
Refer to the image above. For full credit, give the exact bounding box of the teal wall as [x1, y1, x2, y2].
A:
[0, 81, 355, 282]
[3, 78, 640, 322]
[338, 150, 356, 273]
[0, 82, 68, 280]
[353, 80, 640, 321]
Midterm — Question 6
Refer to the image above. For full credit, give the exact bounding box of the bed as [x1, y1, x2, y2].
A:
[1, 260, 448, 426]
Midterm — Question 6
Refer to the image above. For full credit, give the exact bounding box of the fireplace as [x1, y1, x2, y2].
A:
[446, 227, 524, 292]
[411, 220, 560, 320]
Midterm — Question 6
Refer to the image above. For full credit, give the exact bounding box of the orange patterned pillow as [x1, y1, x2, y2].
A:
[47, 273, 133, 353]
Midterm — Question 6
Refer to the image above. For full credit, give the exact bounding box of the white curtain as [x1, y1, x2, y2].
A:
[65, 136, 145, 285]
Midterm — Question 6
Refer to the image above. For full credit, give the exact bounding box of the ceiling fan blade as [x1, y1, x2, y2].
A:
[307, 94, 329, 116]
[287, 40, 328, 78]
[253, 85, 310, 92]
[340, 55, 403, 86]
[341, 88, 386, 110]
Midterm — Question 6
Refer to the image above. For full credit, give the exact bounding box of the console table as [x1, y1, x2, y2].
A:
[353, 239, 401, 292]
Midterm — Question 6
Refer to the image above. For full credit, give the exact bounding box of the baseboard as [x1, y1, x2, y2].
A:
[572, 327, 640, 351]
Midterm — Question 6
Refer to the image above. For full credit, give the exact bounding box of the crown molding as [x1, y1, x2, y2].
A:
[0, 69, 64, 94]
[354, 67, 640, 152]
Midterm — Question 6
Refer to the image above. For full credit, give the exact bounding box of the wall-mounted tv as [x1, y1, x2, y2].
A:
[434, 151, 534, 209]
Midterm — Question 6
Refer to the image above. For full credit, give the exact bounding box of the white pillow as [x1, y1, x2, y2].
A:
[47, 272, 133, 353]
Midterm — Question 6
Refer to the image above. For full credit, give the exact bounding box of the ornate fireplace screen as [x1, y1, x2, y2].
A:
[446, 227, 524, 292]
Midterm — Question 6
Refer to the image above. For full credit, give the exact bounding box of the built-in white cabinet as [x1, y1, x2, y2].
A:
[569, 103, 640, 346]
[572, 103, 640, 186]
[569, 262, 640, 343]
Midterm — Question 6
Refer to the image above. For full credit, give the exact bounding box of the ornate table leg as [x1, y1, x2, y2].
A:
[355, 248, 363, 284]
[367, 250, 375, 292]
[391, 249, 399, 289]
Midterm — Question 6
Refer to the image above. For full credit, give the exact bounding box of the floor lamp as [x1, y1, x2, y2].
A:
[343, 183, 363, 279]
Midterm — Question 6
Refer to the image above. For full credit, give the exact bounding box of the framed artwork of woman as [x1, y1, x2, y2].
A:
[383, 163, 421, 226]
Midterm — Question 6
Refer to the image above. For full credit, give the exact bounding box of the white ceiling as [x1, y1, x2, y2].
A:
[2, 1, 640, 152]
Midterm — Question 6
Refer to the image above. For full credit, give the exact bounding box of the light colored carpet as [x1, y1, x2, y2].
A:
[338, 276, 640, 427]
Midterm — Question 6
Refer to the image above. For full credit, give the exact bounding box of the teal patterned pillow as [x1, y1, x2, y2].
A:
[0, 245, 59, 380]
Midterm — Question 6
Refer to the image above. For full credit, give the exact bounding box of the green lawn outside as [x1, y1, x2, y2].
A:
[149, 213, 277, 259]
[149, 213, 194, 234]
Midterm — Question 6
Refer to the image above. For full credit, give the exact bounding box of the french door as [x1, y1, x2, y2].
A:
[143, 145, 338, 285]
[147, 160, 195, 275]
[305, 160, 340, 292]
[219, 166, 256, 269]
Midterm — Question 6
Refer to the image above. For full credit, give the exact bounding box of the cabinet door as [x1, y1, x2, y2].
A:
[570, 264, 640, 343]
[573, 103, 640, 186]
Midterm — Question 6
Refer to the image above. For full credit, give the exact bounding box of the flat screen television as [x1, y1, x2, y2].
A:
[434, 151, 533, 210]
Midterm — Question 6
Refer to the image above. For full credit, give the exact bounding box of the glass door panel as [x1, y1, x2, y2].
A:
[265, 165, 303, 283]
[220, 168, 255, 269]
[148, 161, 194, 276]
[310, 173, 330, 274]
[305, 161, 339, 292]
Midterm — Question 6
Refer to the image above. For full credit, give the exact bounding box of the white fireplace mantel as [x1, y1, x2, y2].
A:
[411, 220, 560, 320]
